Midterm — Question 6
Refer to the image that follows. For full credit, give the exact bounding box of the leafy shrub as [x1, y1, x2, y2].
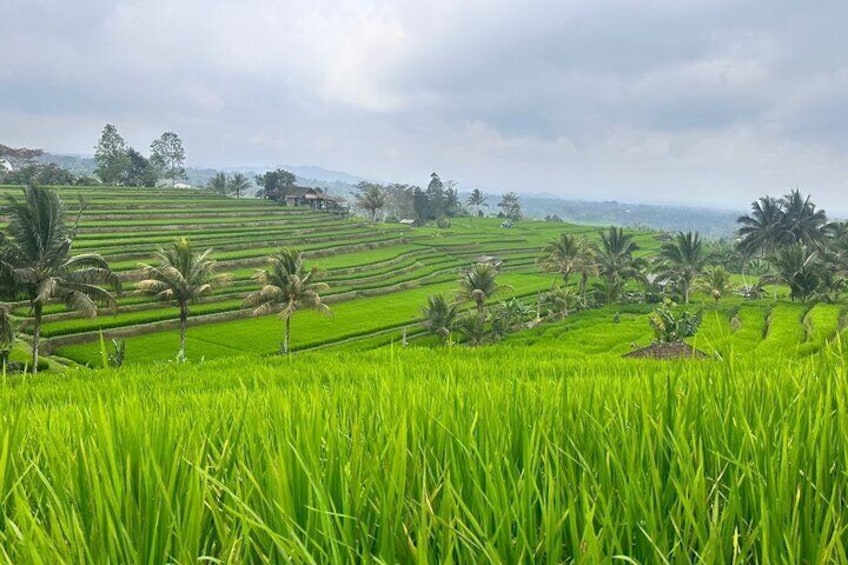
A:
[437, 216, 451, 229]
[648, 299, 703, 344]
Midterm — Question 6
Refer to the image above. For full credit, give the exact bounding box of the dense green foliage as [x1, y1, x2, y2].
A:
[0, 346, 846, 561]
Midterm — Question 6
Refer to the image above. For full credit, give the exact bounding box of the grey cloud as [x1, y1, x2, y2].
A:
[2, 0, 848, 211]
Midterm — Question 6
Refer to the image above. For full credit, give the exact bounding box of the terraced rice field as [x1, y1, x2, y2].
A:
[3, 186, 847, 561]
[0, 185, 613, 365]
[2, 185, 843, 368]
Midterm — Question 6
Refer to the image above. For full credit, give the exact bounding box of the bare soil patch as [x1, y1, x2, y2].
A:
[624, 341, 710, 360]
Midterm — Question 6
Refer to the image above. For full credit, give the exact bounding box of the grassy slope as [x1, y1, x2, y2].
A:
[1, 346, 847, 562]
[0, 184, 658, 365]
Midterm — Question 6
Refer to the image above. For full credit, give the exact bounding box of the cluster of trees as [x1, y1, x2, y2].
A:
[420, 190, 845, 347]
[734, 189, 846, 301]
[0, 185, 331, 371]
[206, 172, 252, 198]
[421, 263, 515, 346]
[534, 191, 848, 311]
[351, 173, 522, 224]
[0, 144, 97, 186]
[351, 173, 463, 222]
[94, 124, 187, 186]
[137, 243, 331, 360]
[254, 169, 297, 201]
[421, 260, 573, 347]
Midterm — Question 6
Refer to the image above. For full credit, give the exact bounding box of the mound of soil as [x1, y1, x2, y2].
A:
[624, 341, 710, 360]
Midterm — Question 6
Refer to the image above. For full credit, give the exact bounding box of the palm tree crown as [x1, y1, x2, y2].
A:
[737, 191, 828, 257]
[228, 173, 251, 198]
[421, 294, 458, 343]
[457, 262, 510, 312]
[658, 231, 706, 304]
[538, 233, 591, 287]
[1, 185, 120, 372]
[244, 248, 330, 354]
[465, 189, 488, 217]
[592, 226, 642, 304]
[137, 237, 229, 361]
[778, 189, 828, 249]
[354, 183, 387, 222]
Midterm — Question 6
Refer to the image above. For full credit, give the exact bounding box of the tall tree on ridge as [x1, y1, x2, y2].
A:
[498, 192, 522, 221]
[206, 172, 231, 196]
[150, 132, 186, 187]
[94, 123, 130, 185]
[458, 262, 510, 313]
[539, 233, 592, 289]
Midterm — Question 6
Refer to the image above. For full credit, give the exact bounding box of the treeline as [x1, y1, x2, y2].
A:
[0, 124, 187, 187]
[0, 144, 95, 186]
[421, 189, 848, 347]
[352, 173, 523, 224]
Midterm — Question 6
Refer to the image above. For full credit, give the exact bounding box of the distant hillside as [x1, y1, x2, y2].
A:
[38, 153, 359, 196]
[519, 195, 740, 239]
[37, 153, 741, 237]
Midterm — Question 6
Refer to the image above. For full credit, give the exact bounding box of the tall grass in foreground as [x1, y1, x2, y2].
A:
[0, 345, 847, 562]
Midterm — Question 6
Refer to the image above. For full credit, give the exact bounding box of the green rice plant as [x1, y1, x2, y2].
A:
[0, 347, 846, 561]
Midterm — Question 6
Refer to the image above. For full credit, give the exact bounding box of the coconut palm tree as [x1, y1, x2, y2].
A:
[736, 196, 785, 258]
[244, 248, 330, 354]
[457, 262, 511, 313]
[592, 227, 642, 304]
[0, 185, 120, 372]
[137, 237, 230, 361]
[538, 233, 592, 288]
[228, 173, 251, 198]
[421, 294, 458, 343]
[764, 244, 822, 302]
[206, 172, 231, 196]
[0, 305, 16, 368]
[354, 183, 387, 222]
[778, 189, 829, 249]
[465, 189, 488, 218]
[697, 266, 735, 306]
[538, 285, 579, 321]
[657, 231, 706, 304]
[457, 311, 489, 347]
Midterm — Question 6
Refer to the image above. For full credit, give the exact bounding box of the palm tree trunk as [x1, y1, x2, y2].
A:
[683, 282, 690, 304]
[31, 301, 42, 374]
[178, 302, 188, 361]
[283, 315, 291, 354]
[580, 272, 588, 305]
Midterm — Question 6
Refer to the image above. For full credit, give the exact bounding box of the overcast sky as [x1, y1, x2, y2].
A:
[2, 0, 847, 211]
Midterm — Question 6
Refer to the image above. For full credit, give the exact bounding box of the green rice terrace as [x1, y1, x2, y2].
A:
[1, 184, 847, 561]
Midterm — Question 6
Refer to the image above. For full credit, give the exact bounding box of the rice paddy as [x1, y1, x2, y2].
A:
[1, 184, 846, 561]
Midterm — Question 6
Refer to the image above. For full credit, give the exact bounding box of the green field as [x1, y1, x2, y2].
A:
[0, 185, 657, 365]
[1, 346, 847, 562]
[2, 184, 848, 561]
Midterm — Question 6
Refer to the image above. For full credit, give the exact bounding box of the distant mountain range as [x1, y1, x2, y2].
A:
[39, 152, 741, 238]
[518, 195, 740, 239]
